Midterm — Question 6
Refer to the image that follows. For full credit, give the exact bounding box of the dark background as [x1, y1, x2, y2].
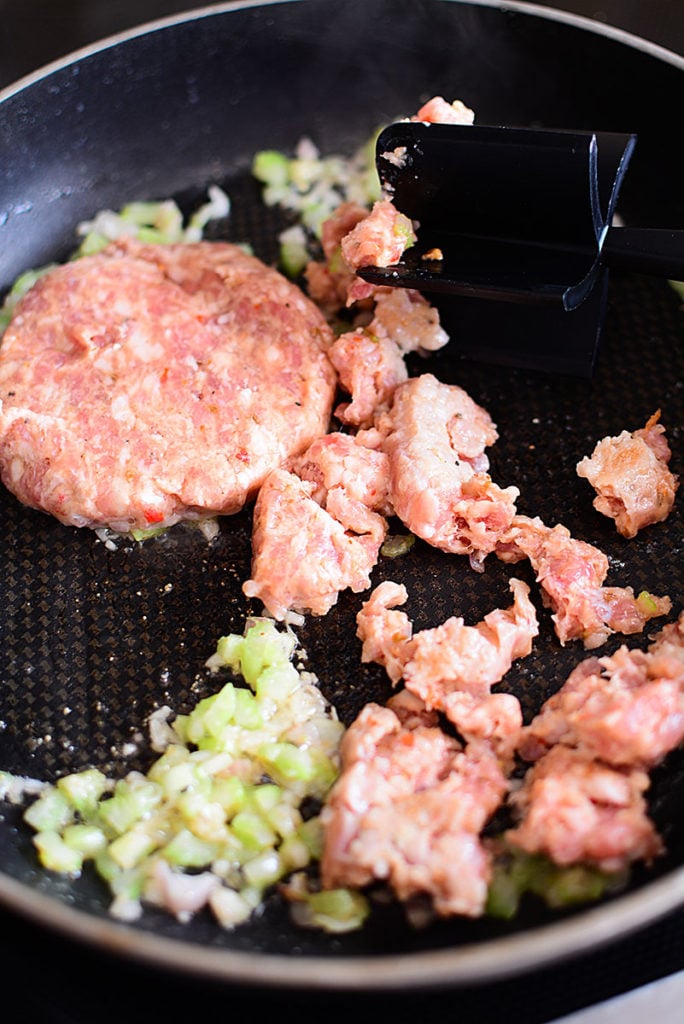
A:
[0, 0, 682, 92]
[0, 3, 682, 1023]
[0, 0, 682, 93]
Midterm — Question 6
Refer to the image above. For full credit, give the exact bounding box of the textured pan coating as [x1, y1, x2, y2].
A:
[0, 0, 682, 981]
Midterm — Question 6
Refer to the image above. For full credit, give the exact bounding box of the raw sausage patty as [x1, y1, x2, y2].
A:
[0, 239, 336, 532]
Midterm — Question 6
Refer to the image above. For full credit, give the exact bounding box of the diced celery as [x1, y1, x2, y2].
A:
[260, 743, 336, 795]
[185, 683, 237, 743]
[148, 744, 194, 785]
[258, 741, 314, 784]
[109, 865, 145, 901]
[15, 610, 347, 934]
[289, 157, 319, 193]
[0, 265, 56, 329]
[327, 244, 346, 276]
[252, 150, 291, 189]
[306, 750, 338, 794]
[192, 750, 234, 777]
[540, 865, 614, 909]
[300, 202, 330, 238]
[23, 787, 74, 833]
[93, 848, 122, 884]
[239, 885, 265, 911]
[359, 166, 382, 204]
[163, 829, 218, 868]
[134, 227, 169, 245]
[517, 853, 556, 895]
[217, 830, 255, 867]
[34, 831, 84, 875]
[264, 801, 302, 840]
[171, 714, 191, 745]
[177, 791, 229, 843]
[393, 212, 416, 248]
[297, 816, 324, 860]
[487, 850, 624, 916]
[185, 185, 230, 239]
[243, 849, 284, 890]
[302, 888, 371, 933]
[151, 201, 185, 238]
[0, 260, 55, 319]
[98, 778, 162, 834]
[231, 810, 277, 851]
[636, 591, 660, 616]
[71, 189, 225, 262]
[160, 763, 206, 801]
[10, 266, 52, 296]
[109, 828, 159, 870]
[196, 724, 242, 756]
[184, 695, 218, 745]
[208, 634, 244, 673]
[486, 864, 522, 919]
[307, 887, 365, 918]
[255, 664, 300, 705]
[209, 884, 254, 929]
[278, 834, 310, 872]
[380, 533, 416, 559]
[57, 768, 109, 816]
[210, 776, 247, 817]
[119, 200, 163, 224]
[240, 619, 294, 686]
[62, 823, 108, 859]
[205, 684, 238, 736]
[233, 688, 263, 730]
[75, 231, 109, 256]
[278, 225, 309, 278]
[130, 524, 167, 542]
[120, 200, 184, 242]
[247, 783, 283, 815]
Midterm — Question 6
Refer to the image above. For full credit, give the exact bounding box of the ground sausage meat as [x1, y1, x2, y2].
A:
[505, 745, 663, 872]
[0, 239, 336, 532]
[496, 515, 671, 648]
[356, 577, 537, 763]
[576, 410, 678, 538]
[518, 645, 684, 770]
[243, 433, 390, 620]
[518, 612, 684, 769]
[321, 690, 508, 918]
[381, 373, 519, 561]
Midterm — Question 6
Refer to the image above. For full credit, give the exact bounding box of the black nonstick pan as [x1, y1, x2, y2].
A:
[0, 0, 683, 991]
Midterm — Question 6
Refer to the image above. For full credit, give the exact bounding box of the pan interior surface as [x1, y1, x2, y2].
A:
[0, 0, 682, 989]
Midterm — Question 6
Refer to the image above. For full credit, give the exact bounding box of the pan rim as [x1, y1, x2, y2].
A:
[1, 862, 683, 989]
[0, 0, 683, 991]
[0, 0, 682, 107]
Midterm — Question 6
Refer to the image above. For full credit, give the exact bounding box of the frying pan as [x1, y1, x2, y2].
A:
[0, 0, 683, 991]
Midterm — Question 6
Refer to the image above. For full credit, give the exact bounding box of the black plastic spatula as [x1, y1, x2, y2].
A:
[357, 122, 684, 375]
